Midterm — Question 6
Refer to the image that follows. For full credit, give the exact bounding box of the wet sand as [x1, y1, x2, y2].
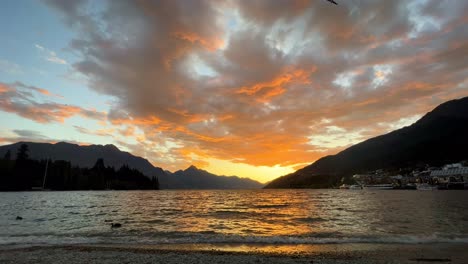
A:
[1, 243, 467, 264]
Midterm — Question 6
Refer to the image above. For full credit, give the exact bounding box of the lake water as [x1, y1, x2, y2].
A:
[1, 190, 468, 246]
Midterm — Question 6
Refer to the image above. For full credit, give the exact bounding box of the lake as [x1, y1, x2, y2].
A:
[1, 190, 468, 246]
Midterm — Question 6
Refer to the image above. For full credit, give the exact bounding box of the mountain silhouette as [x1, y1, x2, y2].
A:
[265, 96, 468, 188]
[0, 142, 263, 189]
[168, 165, 263, 189]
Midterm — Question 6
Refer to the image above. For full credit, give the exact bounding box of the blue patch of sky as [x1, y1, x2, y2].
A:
[0, 111, 70, 141]
[62, 116, 116, 145]
[0, 110, 115, 145]
[0, 0, 113, 114]
[0, 112, 40, 135]
[191, 55, 217, 78]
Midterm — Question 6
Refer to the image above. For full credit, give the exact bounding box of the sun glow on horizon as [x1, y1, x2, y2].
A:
[197, 157, 297, 184]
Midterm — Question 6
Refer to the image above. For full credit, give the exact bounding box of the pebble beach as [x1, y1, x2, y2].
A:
[1, 243, 467, 264]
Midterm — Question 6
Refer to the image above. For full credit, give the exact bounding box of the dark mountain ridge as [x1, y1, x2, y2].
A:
[0, 141, 165, 178]
[0, 141, 263, 189]
[169, 165, 263, 189]
[265, 96, 468, 188]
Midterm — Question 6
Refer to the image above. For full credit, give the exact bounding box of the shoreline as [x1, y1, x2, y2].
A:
[1, 243, 467, 263]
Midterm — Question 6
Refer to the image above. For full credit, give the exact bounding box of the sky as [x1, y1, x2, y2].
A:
[0, 0, 467, 183]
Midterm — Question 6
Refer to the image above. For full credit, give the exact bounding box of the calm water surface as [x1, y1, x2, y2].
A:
[1, 190, 467, 246]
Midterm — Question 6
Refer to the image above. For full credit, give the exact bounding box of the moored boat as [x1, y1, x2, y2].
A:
[416, 183, 438, 191]
[363, 184, 394, 190]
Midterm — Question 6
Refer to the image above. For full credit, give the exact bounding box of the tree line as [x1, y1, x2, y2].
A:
[0, 144, 159, 191]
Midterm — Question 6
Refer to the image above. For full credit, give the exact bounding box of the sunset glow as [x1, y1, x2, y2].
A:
[0, 0, 467, 182]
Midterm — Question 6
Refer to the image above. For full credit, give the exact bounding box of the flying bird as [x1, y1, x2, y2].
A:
[326, 0, 338, 5]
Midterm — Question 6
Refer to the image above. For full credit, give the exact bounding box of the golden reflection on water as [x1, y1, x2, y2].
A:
[2, 189, 468, 247]
[104, 189, 468, 240]
[163, 190, 320, 236]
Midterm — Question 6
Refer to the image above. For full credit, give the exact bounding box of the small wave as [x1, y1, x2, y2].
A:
[144, 219, 168, 224]
[210, 210, 288, 219]
[143, 234, 468, 245]
[2, 233, 468, 247]
[63, 205, 80, 208]
[294, 217, 325, 223]
[253, 204, 290, 209]
[211, 210, 252, 218]
[198, 231, 218, 235]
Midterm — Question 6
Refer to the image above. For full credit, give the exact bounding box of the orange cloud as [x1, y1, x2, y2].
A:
[172, 31, 224, 51]
[110, 115, 162, 126]
[35, 87, 64, 99]
[0, 83, 11, 93]
[0, 82, 105, 123]
[235, 67, 314, 102]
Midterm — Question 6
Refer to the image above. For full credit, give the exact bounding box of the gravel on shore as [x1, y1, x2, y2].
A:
[0, 243, 467, 264]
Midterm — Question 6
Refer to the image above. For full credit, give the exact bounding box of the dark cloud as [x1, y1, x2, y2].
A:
[0, 130, 89, 146]
[13, 129, 47, 139]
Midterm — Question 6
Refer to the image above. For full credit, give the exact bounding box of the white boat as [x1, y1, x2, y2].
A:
[363, 184, 394, 190]
[416, 183, 438, 191]
[349, 185, 362, 190]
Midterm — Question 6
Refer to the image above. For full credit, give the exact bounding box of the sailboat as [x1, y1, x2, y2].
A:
[32, 158, 50, 191]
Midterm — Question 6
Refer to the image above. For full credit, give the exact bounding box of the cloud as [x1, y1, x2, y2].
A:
[13, 129, 47, 139]
[35, 44, 68, 64]
[0, 82, 105, 123]
[41, 0, 468, 173]
[0, 59, 22, 74]
[12, 81, 64, 98]
[0, 129, 90, 146]
[73, 125, 114, 137]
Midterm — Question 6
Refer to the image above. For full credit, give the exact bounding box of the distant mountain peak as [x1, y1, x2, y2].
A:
[52, 141, 121, 151]
[172, 164, 263, 189]
[55, 141, 75, 146]
[186, 165, 198, 171]
[104, 144, 119, 151]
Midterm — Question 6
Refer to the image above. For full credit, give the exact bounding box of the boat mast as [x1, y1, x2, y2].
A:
[42, 158, 49, 189]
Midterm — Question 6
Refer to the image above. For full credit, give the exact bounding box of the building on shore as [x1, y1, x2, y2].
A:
[429, 163, 468, 189]
[351, 162, 468, 189]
